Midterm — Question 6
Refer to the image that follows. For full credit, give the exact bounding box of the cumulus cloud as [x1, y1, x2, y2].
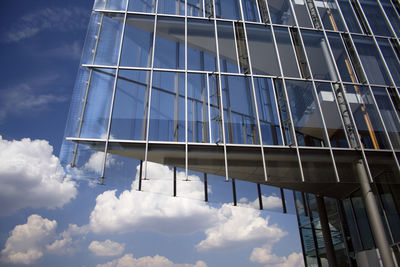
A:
[89, 240, 125, 257]
[96, 253, 207, 267]
[0, 136, 77, 216]
[84, 151, 117, 174]
[1, 215, 57, 265]
[46, 224, 89, 254]
[250, 244, 304, 267]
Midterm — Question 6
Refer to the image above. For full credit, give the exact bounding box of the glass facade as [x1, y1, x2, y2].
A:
[61, 0, 400, 266]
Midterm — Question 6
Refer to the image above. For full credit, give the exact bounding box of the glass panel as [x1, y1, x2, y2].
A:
[332, 149, 360, 183]
[351, 196, 375, 249]
[177, 169, 206, 201]
[264, 147, 302, 183]
[274, 79, 294, 145]
[254, 77, 283, 145]
[260, 184, 284, 212]
[154, 16, 185, 69]
[268, 0, 296, 26]
[301, 29, 337, 81]
[343, 84, 391, 149]
[380, 0, 400, 37]
[235, 180, 259, 207]
[365, 151, 400, 184]
[217, 21, 239, 73]
[215, 0, 242, 20]
[221, 75, 260, 144]
[336, 0, 363, 33]
[285, 80, 326, 147]
[316, 0, 346, 31]
[299, 148, 337, 183]
[246, 24, 280, 76]
[377, 38, 400, 87]
[372, 86, 400, 149]
[149, 71, 185, 142]
[188, 144, 226, 179]
[274, 26, 300, 78]
[187, 19, 217, 71]
[105, 0, 127, 10]
[376, 183, 400, 243]
[187, 73, 210, 143]
[128, 0, 156, 12]
[359, 0, 394, 37]
[120, 14, 154, 68]
[352, 35, 392, 86]
[94, 13, 124, 66]
[110, 70, 150, 141]
[157, 0, 185, 15]
[103, 152, 140, 190]
[82, 13, 102, 65]
[80, 68, 116, 139]
[209, 74, 223, 143]
[290, 0, 313, 28]
[315, 82, 349, 148]
[326, 32, 357, 83]
[242, 0, 260, 22]
[226, 146, 265, 183]
[187, 0, 204, 17]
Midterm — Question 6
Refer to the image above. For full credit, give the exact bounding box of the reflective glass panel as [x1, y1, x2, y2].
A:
[105, 0, 127, 10]
[376, 38, 400, 87]
[103, 152, 140, 190]
[371, 86, 400, 149]
[316, 0, 346, 31]
[301, 29, 338, 80]
[158, 0, 185, 15]
[187, 73, 210, 143]
[274, 79, 294, 145]
[242, 0, 260, 22]
[285, 80, 326, 147]
[215, 0, 242, 20]
[80, 68, 116, 139]
[344, 84, 390, 149]
[234, 180, 259, 208]
[209, 74, 223, 143]
[120, 15, 154, 68]
[154, 16, 185, 69]
[149, 71, 185, 142]
[217, 21, 239, 73]
[187, 0, 204, 17]
[315, 82, 349, 148]
[326, 32, 357, 83]
[336, 0, 363, 33]
[246, 24, 280, 76]
[187, 19, 217, 71]
[352, 35, 392, 86]
[254, 77, 283, 145]
[359, 0, 394, 37]
[221, 75, 260, 144]
[94, 13, 124, 66]
[380, 0, 400, 37]
[128, 0, 155, 12]
[110, 70, 150, 141]
[268, 0, 295, 26]
[274, 26, 301, 78]
[290, 0, 313, 28]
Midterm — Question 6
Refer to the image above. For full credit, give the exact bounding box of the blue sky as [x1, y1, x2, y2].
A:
[0, 1, 303, 266]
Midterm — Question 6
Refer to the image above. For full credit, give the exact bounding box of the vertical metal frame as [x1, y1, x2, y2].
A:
[375, 0, 399, 39]
[185, 0, 189, 181]
[231, 21, 242, 74]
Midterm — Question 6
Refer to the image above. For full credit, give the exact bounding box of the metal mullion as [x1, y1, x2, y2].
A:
[100, 3, 129, 184]
[203, 0, 206, 17]
[254, 0, 262, 23]
[143, 0, 160, 182]
[284, 27, 303, 78]
[333, 0, 350, 33]
[212, 0, 230, 182]
[345, 0, 365, 34]
[206, 74, 212, 141]
[375, 0, 399, 40]
[238, 0, 269, 181]
[231, 21, 242, 74]
[82, 64, 118, 69]
[270, 80, 285, 146]
[185, 0, 189, 180]
[337, 33, 359, 84]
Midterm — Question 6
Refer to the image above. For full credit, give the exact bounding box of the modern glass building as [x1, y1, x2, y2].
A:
[60, 0, 400, 266]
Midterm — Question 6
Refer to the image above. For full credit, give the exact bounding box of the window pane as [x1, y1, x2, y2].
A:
[187, 19, 217, 71]
[187, 0, 204, 17]
[149, 71, 185, 142]
[337, 0, 363, 33]
[246, 24, 280, 76]
[377, 38, 400, 87]
[105, 0, 127, 10]
[110, 70, 150, 141]
[128, 0, 155, 12]
[94, 13, 124, 66]
[268, 0, 295, 26]
[254, 77, 283, 145]
[80, 68, 116, 139]
[380, 0, 400, 37]
[290, 0, 313, 28]
[372, 86, 400, 149]
[217, 21, 239, 73]
[352, 35, 392, 86]
[274, 26, 300, 78]
[209, 74, 223, 143]
[154, 16, 185, 69]
[317, 0, 346, 31]
[315, 82, 349, 148]
[359, 0, 394, 37]
[285, 80, 326, 147]
[157, 0, 185, 15]
[215, 0, 241, 20]
[120, 14, 154, 68]
[221, 75, 260, 144]
[187, 73, 210, 143]
[344, 84, 390, 149]
[242, 0, 260, 22]
[301, 30, 338, 81]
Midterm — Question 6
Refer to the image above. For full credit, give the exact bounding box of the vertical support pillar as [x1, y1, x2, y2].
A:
[356, 159, 395, 267]
[316, 196, 338, 267]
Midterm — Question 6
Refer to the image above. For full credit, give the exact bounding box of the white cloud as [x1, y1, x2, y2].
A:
[84, 152, 117, 174]
[46, 224, 89, 254]
[96, 253, 207, 267]
[89, 240, 125, 257]
[250, 244, 304, 267]
[0, 136, 77, 216]
[1, 215, 57, 265]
